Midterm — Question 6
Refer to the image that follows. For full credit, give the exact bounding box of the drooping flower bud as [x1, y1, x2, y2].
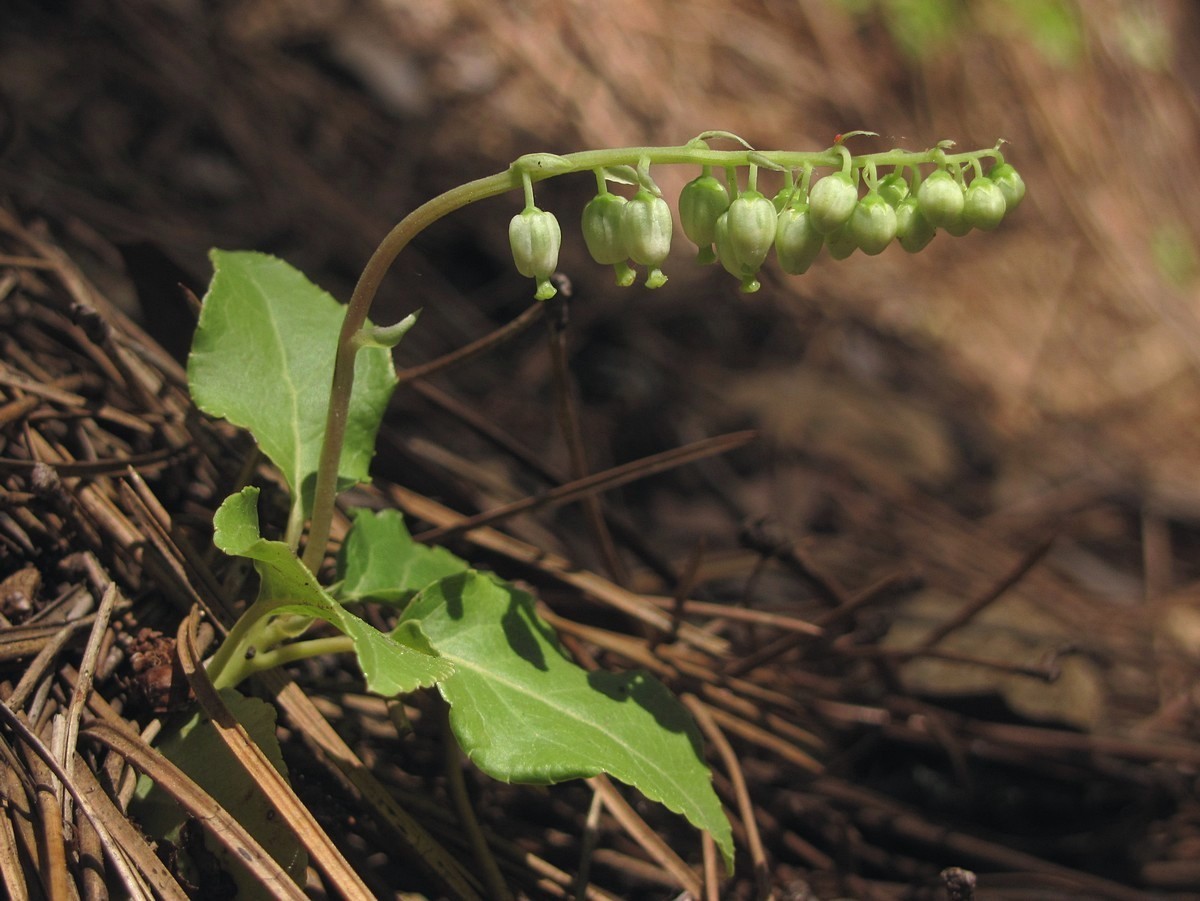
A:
[726, 190, 778, 273]
[581, 193, 636, 286]
[962, 177, 1007, 231]
[942, 211, 973, 237]
[772, 186, 797, 213]
[621, 189, 673, 288]
[808, 171, 860, 234]
[877, 173, 910, 207]
[679, 174, 730, 264]
[849, 192, 898, 255]
[916, 169, 965, 228]
[509, 206, 562, 300]
[774, 205, 823, 275]
[985, 162, 1026, 213]
[895, 197, 936, 253]
[714, 212, 760, 293]
[824, 221, 859, 260]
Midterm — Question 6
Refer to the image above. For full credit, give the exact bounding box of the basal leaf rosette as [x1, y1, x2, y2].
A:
[213, 488, 452, 696]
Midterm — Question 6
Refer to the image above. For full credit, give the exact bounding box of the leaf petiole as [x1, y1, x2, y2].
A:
[224, 635, 355, 683]
[206, 595, 284, 691]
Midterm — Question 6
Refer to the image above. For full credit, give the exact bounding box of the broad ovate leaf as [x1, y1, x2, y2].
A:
[398, 571, 733, 867]
[187, 250, 397, 517]
[214, 488, 452, 695]
[335, 508, 468, 606]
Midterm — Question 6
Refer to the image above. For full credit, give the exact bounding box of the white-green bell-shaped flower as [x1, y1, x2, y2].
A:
[509, 206, 562, 300]
[621, 189, 673, 289]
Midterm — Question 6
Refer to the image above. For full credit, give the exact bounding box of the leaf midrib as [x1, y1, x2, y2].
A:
[442, 643, 701, 814]
[246, 263, 305, 492]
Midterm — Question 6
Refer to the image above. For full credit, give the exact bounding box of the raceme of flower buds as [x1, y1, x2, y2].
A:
[507, 148, 1023, 298]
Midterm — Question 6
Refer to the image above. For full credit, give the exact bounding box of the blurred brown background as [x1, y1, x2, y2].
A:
[4, 0, 1199, 522]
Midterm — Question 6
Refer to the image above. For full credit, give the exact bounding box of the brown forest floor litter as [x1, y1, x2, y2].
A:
[2, 1, 1200, 898]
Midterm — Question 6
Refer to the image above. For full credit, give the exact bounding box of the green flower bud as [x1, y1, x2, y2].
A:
[581, 193, 627, 263]
[942, 211, 973, 237]
[726, 190, 778, 272]
[714, 211, 760, 293]
[895, 197, 935, 253]
[916, 169, 965, 228]
[621, 189, 673, 288]
[774, 205, 823, 275]
[581, 193, 636, 286]
[849, 192, 898, 255]
[986, 162, 1026, 213]
[825, 221, 858, 260]
[877, 173, 910, 207]
[679, 174, 730, 264]
[962, 177, 1007, 231]
[808, 171, 859, 234]
[509, 206, 561, 301]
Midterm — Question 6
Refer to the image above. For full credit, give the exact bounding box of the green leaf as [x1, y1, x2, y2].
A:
[335, 508, 469, 605]
[187, 250, 397, 517]
[214, 488, 453, 695]
[132, 690, 306, 899]
[399, 571, 733, 867]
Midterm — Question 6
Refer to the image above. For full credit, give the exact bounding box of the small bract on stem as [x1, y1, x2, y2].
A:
[679, 166, 730, 264]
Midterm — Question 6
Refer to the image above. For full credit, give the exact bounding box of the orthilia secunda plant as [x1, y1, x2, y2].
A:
[181, 129, 1022, 893]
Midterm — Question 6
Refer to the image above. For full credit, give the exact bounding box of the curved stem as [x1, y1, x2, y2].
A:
[862, 161, 879, 192]
[300, 141, 1004, 573]
[836, 144, 852, 175]
[300, 165, 524, 573]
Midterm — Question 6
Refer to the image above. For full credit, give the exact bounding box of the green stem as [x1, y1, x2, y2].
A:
[208, 612, 354, 689]
[205, 596, 282, 690]
[232, 635, 354, 680]
[836, 144, 853, 175]
[724, 165, 739, 195]
[521, 171, 535, 210]
[300, 141, 1003, 573]
[862, 161, 879, 192]
[799, 163, 813, 195]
